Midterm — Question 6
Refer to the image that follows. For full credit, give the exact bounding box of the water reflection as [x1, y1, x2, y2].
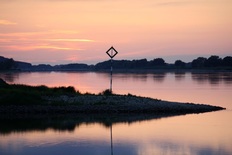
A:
[153, 72, 166, 82]
[0, 71, 232, 155]
[142, 140, 231, 155]
[113, 72, 167, 83]
[0, 72, 20, 83]
[0, 113, 231, 155]
[0, 114, 184, 155]
[174, 72, 186, 81]
[191, 72, 232, 85]
[0, 113, 184, 135]
[1, 71, 231, 86]
[100, 73, 149, 82]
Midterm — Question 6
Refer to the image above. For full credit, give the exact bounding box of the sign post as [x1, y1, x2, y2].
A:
[106, 46, 118, 93]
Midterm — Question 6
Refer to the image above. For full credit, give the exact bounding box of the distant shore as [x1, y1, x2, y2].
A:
[0, 78, 225, 115]
[1, 55, 232, 72]
[1, 68, 232, 74]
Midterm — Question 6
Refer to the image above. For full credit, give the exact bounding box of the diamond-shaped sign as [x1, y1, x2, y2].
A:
[106, 46, 118, 59]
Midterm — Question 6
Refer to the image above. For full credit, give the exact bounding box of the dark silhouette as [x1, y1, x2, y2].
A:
[0, 55, 231, 71]
[191, 56, 232, 69]
[222, 56, 232, 67]
[150, 58, 166, 67]
[204, 55, 223, 67]
[192, 57, 207, 68]
[175, 60, 186, 68]
[0, 57, 16, 70]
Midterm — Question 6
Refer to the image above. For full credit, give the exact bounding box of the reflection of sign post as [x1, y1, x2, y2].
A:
[110, 125, 113, 155]
[106, 46, 118, 92]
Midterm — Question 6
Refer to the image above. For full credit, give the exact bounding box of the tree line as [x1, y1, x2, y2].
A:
[0, 57, 16, 70]
[0, 55, 232, 71]
[175, 55, 232, 68]
[95, 55, 232, 70]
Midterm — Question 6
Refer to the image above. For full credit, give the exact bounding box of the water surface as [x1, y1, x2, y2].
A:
[0, 71, 231, 155]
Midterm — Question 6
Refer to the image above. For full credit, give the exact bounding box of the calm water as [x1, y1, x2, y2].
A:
[0, 71, 232, 155]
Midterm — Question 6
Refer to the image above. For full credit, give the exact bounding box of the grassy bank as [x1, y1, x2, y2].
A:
[0, 78, 225, 114]
[0, 78, 85, 105]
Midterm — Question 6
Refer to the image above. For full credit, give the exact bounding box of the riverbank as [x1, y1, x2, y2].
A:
[0, 78, 225, 114]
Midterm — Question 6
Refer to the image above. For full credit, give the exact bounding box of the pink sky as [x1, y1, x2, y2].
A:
[0, 0, 231, 65]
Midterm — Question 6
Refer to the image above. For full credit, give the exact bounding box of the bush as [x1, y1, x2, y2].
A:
[100, 89, 113, 96]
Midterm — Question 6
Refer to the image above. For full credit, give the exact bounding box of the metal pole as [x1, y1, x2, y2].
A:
[110, 58, 113, 92]
[106, 46, 118, 93]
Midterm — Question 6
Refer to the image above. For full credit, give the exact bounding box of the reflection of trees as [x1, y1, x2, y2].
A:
[153, 72, 166, 82]
[96, 72, 149, 82]
[223, 72, 232, 85]
[191, 72, 232, 85]
[174, 72, 186, 81]
[111, 73, 149, 82]
[0, 72, 19, 83]
[96, 71, 167, 83]
[0, 113, 185, 135]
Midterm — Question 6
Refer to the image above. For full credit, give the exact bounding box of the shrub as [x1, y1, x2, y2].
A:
[101, 89, 113, 96]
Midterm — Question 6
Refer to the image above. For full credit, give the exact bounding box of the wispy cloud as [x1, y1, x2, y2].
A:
[155, 0, 193, 6]
[34, 45, 73, 50]
[0, 30, 93, 52]
[51, 30, 80, 34]
[0, 19, 17, 25]
[0, 39, 11, 43]
[64, 55, 79, 62]
[0, 30, 79, 37]
[0, 44, 81, 51]
[45, 39, 95, 42]
[0, 32, 47, 37]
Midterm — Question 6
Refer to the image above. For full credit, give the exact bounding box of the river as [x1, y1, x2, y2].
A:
[0, 71, 231, 155]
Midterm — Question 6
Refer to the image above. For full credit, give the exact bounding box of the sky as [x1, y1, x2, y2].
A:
[0, 0, 232, 65]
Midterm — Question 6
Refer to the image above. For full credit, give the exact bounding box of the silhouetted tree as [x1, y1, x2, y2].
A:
[94, 60, 111, 69]
[175, 60, 186, 67]
[0, 58, 16, 70]
[192, 57, 207, 68]
[133, 59, 148, 68]
[150, 58, 166, 67]
[222, 56, 232, 67]
[205, 55, 222, 67]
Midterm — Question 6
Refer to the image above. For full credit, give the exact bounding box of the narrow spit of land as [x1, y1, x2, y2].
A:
[0, 78, 225, 115]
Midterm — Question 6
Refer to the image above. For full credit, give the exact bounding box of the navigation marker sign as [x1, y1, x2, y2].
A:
[106, 46, 118, 58]
[106, 46, 118, 93]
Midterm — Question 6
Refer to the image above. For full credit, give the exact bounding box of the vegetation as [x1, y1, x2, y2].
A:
[96, 55, 232, 70]
[192, 56, 232, 69]
[98, 89, 113, 96]
[0, 57, 16, 70]
[0, 79, 79, 105]
[0, 78, 116, 105]
[0, 78, 225, 116]
[1, 55, 231, 71]
[94, 58, 167, 70]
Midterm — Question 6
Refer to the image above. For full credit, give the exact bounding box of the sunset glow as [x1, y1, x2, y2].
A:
[0, 0, 231, 64]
